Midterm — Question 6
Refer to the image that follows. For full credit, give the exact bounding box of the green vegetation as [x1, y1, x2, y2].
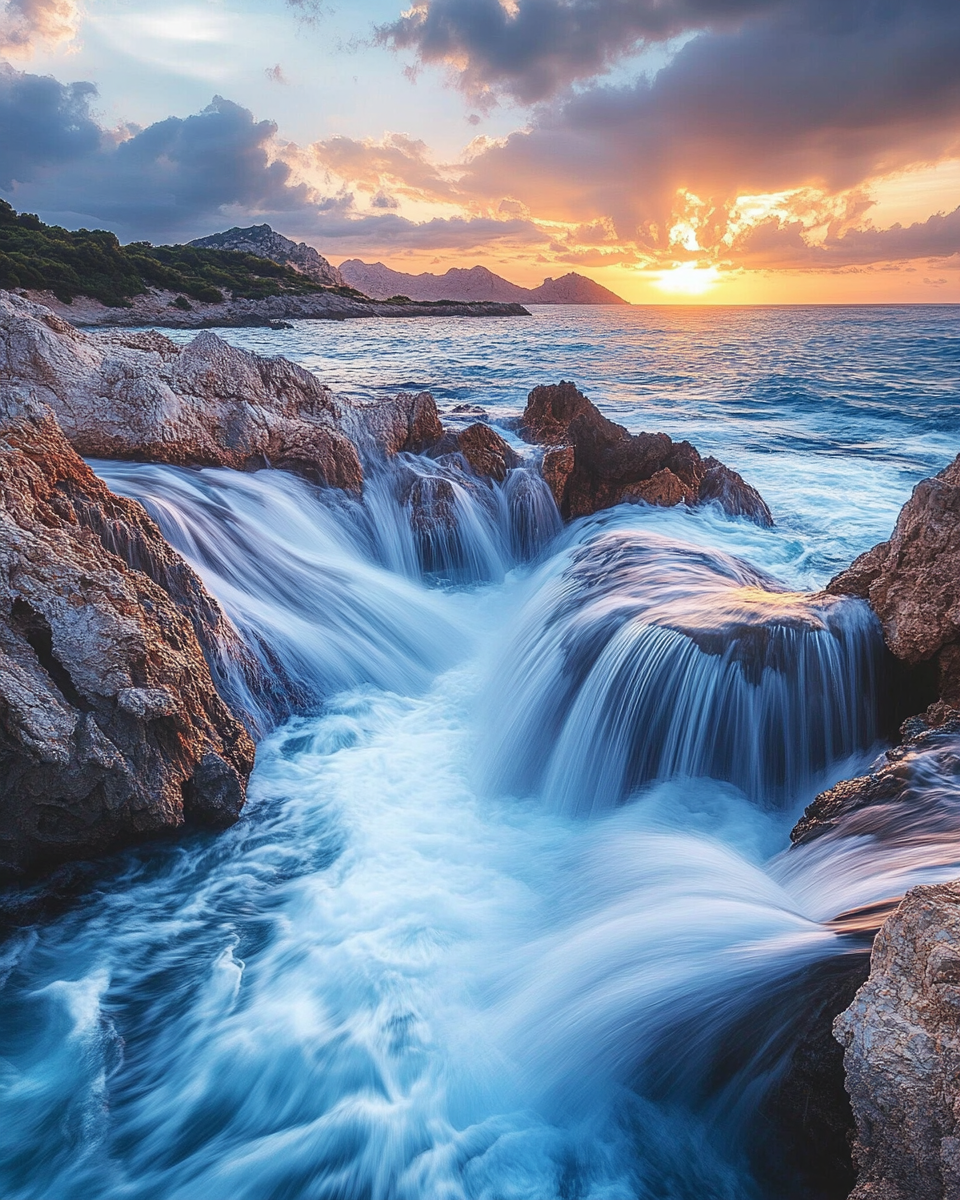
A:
[0, 200, 363, 308]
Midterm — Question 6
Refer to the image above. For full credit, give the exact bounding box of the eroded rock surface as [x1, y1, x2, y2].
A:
[0, 293, 363, 488]
[0, 394, 255, 877]
[835, 882, 960, 1200]
[829, 455, 960, 706]
[519, 381, 773, 525]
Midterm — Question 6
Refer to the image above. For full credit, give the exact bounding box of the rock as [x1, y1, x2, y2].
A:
[0, 394, 256, 878]
[835, 881, 960, 1200]
[828, 455, 960, 705]
[189, 224, 347, 288]
[790, 710, 960, 846]
[345, 391, 444, 457]
[519, 381, 773, 525]
[436, 422, 521, 483]
[0, 292, 363, 489]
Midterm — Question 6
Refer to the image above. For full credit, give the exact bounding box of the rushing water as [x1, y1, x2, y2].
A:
[2, 306, 959, 1200]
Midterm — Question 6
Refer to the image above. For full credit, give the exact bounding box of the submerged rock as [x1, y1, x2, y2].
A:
[0, 394, 255, 878]
[835, 881, 960, 1200]
[829, 454, 960, 706]
[520, 380, 773, 525]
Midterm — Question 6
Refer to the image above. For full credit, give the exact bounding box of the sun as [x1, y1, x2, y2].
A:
[653, 263, 722, 297]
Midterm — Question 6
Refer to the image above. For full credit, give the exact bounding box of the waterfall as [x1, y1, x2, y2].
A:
[483, 529, 886, 814]
[3, 457, 959, 1200]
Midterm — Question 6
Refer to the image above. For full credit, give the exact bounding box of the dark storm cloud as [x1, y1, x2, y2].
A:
[455, 0, 960, 231]
[0, 64, 100, 187]
[1, 71, 313, 240]
[377, 0, 773, 102]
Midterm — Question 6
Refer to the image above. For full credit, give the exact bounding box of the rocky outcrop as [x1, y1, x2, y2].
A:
[343, 390, 444, 458]
[15, 287, 530, 328]
[835, 882, 960, 1200]
[0, 292, 364, 488]
[428, 422, 521, 483]
[189, 224, 346, 288]
[791, 709, 960, 846]
[519, 381, 773, 525]
[0, 394, 256, 878]
[829, 455, 960, 706]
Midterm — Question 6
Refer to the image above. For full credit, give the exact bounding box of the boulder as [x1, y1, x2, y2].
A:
[828, 455, 960, 705]
[519, 381, 772, 525]
[835, 882, 960, 1200]
[0, 394, 256, 878]
[430, 422, 521, 482]
[0, 292, 363, 490]
[344, 390, 443, 457]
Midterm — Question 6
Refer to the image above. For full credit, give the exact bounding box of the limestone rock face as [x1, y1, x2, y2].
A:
[189, 224, 346, 288]
[0, 293, 363, 490]
[829, 455, 960, 704]
[520, 381, 773, 525]
[0, 395, 256, 877]
[835, 882, 960, 1200]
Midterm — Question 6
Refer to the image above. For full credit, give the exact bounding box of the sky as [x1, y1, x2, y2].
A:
[1, 0, 959, 303]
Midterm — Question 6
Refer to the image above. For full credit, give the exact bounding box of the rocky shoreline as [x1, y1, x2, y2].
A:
[0, 292, 957, 1198]
[13, 286, 530, 328]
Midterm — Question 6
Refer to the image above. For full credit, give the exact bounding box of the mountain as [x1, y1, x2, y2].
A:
[338, 260, 629, 305]
[189, 224, 345, 288]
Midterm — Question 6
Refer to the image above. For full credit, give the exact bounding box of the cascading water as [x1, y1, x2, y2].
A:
[483, 526, 886, 814]
[3, 302, 959, 1200]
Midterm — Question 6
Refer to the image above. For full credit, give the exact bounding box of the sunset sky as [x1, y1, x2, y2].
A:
[1, 0, 958, 303]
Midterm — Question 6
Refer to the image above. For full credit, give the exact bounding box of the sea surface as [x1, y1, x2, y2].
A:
[2, 304, 959, 1200]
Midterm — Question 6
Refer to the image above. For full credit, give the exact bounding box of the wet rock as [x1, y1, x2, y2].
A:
[790, 711, 960, 846]
[828, 455, 960, 705]
[519, 381, 772, 525]
[0, 394, 256, 878]
[0, 292, 363, 491]
[345, 390, 444, 457]
[437, 422, 520, 482]
[835, 881, 960, 1200]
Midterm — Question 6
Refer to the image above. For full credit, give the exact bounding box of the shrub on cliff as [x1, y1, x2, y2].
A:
[0, 200, 341, 307]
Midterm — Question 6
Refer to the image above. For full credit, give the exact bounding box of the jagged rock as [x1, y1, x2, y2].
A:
[0, 395, 256, 878]
[432, 422, 520, 483]
[520, 381, 773, 525]
[189, 224, 346, 288]
[0, 293, 363, 490]
[829, 455, 960, 705]
[345, 390, 444, 457]
[835, 882, 960, 1200]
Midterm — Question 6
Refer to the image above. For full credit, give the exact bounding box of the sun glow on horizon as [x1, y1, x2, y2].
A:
[652, 263, 722, 296]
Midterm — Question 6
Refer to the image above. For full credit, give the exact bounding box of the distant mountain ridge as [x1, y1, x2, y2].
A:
[338, 260, 629, 305]
[189, 225, 345, 288]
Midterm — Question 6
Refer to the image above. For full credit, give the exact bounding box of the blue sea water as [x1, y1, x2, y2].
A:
[1, 305, 959, 1200]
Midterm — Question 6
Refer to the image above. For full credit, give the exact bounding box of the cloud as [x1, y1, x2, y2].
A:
[0, 64, 100, 188]
[731, 205, 960, 269]
[455, 0, 960, 233]
[265, 64, 288, 85]
[376, 0, 770, 103]
[0, 0, 79, 57]
[0, 66, 547, 254]
[304, 132, 461, 204]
